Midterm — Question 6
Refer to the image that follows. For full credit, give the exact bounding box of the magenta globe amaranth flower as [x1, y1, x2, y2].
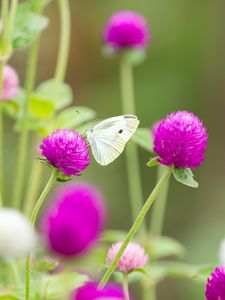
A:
[42, 182, 106, 258]
[107, 241, 148, 273]
[73, 282, 124, 300]
[205, 266, 225, 300]
[1, 65, 19, 100]
[40, 129, 90, 176]
[103, 11, 150, 51]
[153, 111, 208, 168]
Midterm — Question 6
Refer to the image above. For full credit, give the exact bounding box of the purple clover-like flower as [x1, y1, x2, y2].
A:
[42, 182, 106, 258]
[106, 241, 148, 273]
[40, 129, 90, 176]
[103, 11, 150, 51]
[1, 65, 19, 100]
[205, 266, 225, 300]
[72, 282, 125, 300]
[153, 111, 208, 168]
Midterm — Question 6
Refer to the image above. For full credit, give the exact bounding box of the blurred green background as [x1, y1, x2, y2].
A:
[6, 0, 225, 299]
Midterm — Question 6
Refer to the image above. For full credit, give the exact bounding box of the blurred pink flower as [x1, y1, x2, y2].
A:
[1, 65, 19, 100]
[106, 241, 148, 273]
[42, 182, 106, 258]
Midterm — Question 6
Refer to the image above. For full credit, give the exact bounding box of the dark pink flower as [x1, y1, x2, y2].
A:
[153, 111, 208, 168]
[103, 11, 150, 51]
[205, 266, 225, 300]
[40, 129, 90, 176]
[106, 241, 148, 273]
[42, 182, 106, 258]
[73, 282, 124, 300]
[1, 65, 19, 100]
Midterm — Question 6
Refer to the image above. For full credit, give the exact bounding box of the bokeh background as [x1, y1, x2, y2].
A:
[5, 0, 225, 299]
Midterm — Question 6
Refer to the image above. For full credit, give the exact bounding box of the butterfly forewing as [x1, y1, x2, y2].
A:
[87, 115, 139, 165]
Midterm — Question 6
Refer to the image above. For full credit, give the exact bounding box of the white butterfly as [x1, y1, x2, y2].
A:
[87, 114, 139, 166]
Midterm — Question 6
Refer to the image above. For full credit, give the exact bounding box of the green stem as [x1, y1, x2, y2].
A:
[55, 0, 71, 84]
[120, 55, 146, 234]
[122, 274, 130, 300]
[98, 167, 172, 289]
[23, 159, 44, 216]
[0, 295, 21, 300]
[6, 0, 18, 49]
[0, 1, 9, 205]
[0, 0, 9, 57]
[150, 164, 170, 236]
[30, 169, 57, 225]
[12, 38, 40, 208]
[25, 169, 57, 300]
[0, 62, 4, 207]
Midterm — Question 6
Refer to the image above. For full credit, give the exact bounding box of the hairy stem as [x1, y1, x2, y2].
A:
[98, 167, 172, 288]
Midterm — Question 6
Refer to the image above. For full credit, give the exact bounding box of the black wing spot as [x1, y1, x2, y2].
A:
[118, 129, 123, 134]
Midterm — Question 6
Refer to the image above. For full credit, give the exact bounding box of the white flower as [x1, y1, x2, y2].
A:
[218, 237, 225, 265]
[0, 208, 37, 258]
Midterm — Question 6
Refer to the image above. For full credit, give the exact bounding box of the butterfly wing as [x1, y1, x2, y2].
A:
[87, 115, 139, 166]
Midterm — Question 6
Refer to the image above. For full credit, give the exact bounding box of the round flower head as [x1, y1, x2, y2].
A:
[106, 241, 148, 273]
[103, 11, 150, 51]
[1, 65, 19, 100]
[0, 208, 36, 258]
[205, 266, 225, 300]
[73, 282, 124, 300]
[218, 238, 225, 265]
[40, 129, 90, 176]
[42, 182, 106, 258]
[153, 111, 208, 168]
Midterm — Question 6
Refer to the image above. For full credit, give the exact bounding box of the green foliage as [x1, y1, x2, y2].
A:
[147, 236, 186, 260]
[54, 106, 96, 130]
[192, 265, 217, 282]
[173, 167, 199, 188]
[35, 80, 73, 110]
[13, 2, 48, 49]
[43, 272, 87, 300]
[146, 157, 160, 168]
[132, 128, 153, 152]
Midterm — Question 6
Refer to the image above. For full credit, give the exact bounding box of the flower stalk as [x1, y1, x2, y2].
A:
[25, 169, 57, 300]
[122, 273, 130, 300]
[120, 55, 146, 235]
[12, 38, 40, 208]
[150, 164, 170, 236]
[98, 166, 172, 289]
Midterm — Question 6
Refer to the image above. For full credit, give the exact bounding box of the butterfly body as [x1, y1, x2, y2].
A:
[87, 115, 139, 166]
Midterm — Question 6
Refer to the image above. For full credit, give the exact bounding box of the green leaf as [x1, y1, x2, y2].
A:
[132, 128, 153, 152]
[33, 256, 59, 272]
[145, 262, 201, 283]
[36, 80, 73, 110]
[173, 167, 199, 188]
[147, 157, 160, 168]
[29, 94, 55, 118]
[44, 272, 87, 300]
[56, 172, 73, 182]
[192, 265, 217, 282]
[53, 106, 96, 130]
[13, 3, 48, 49]
[147, 236, 186, 260]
